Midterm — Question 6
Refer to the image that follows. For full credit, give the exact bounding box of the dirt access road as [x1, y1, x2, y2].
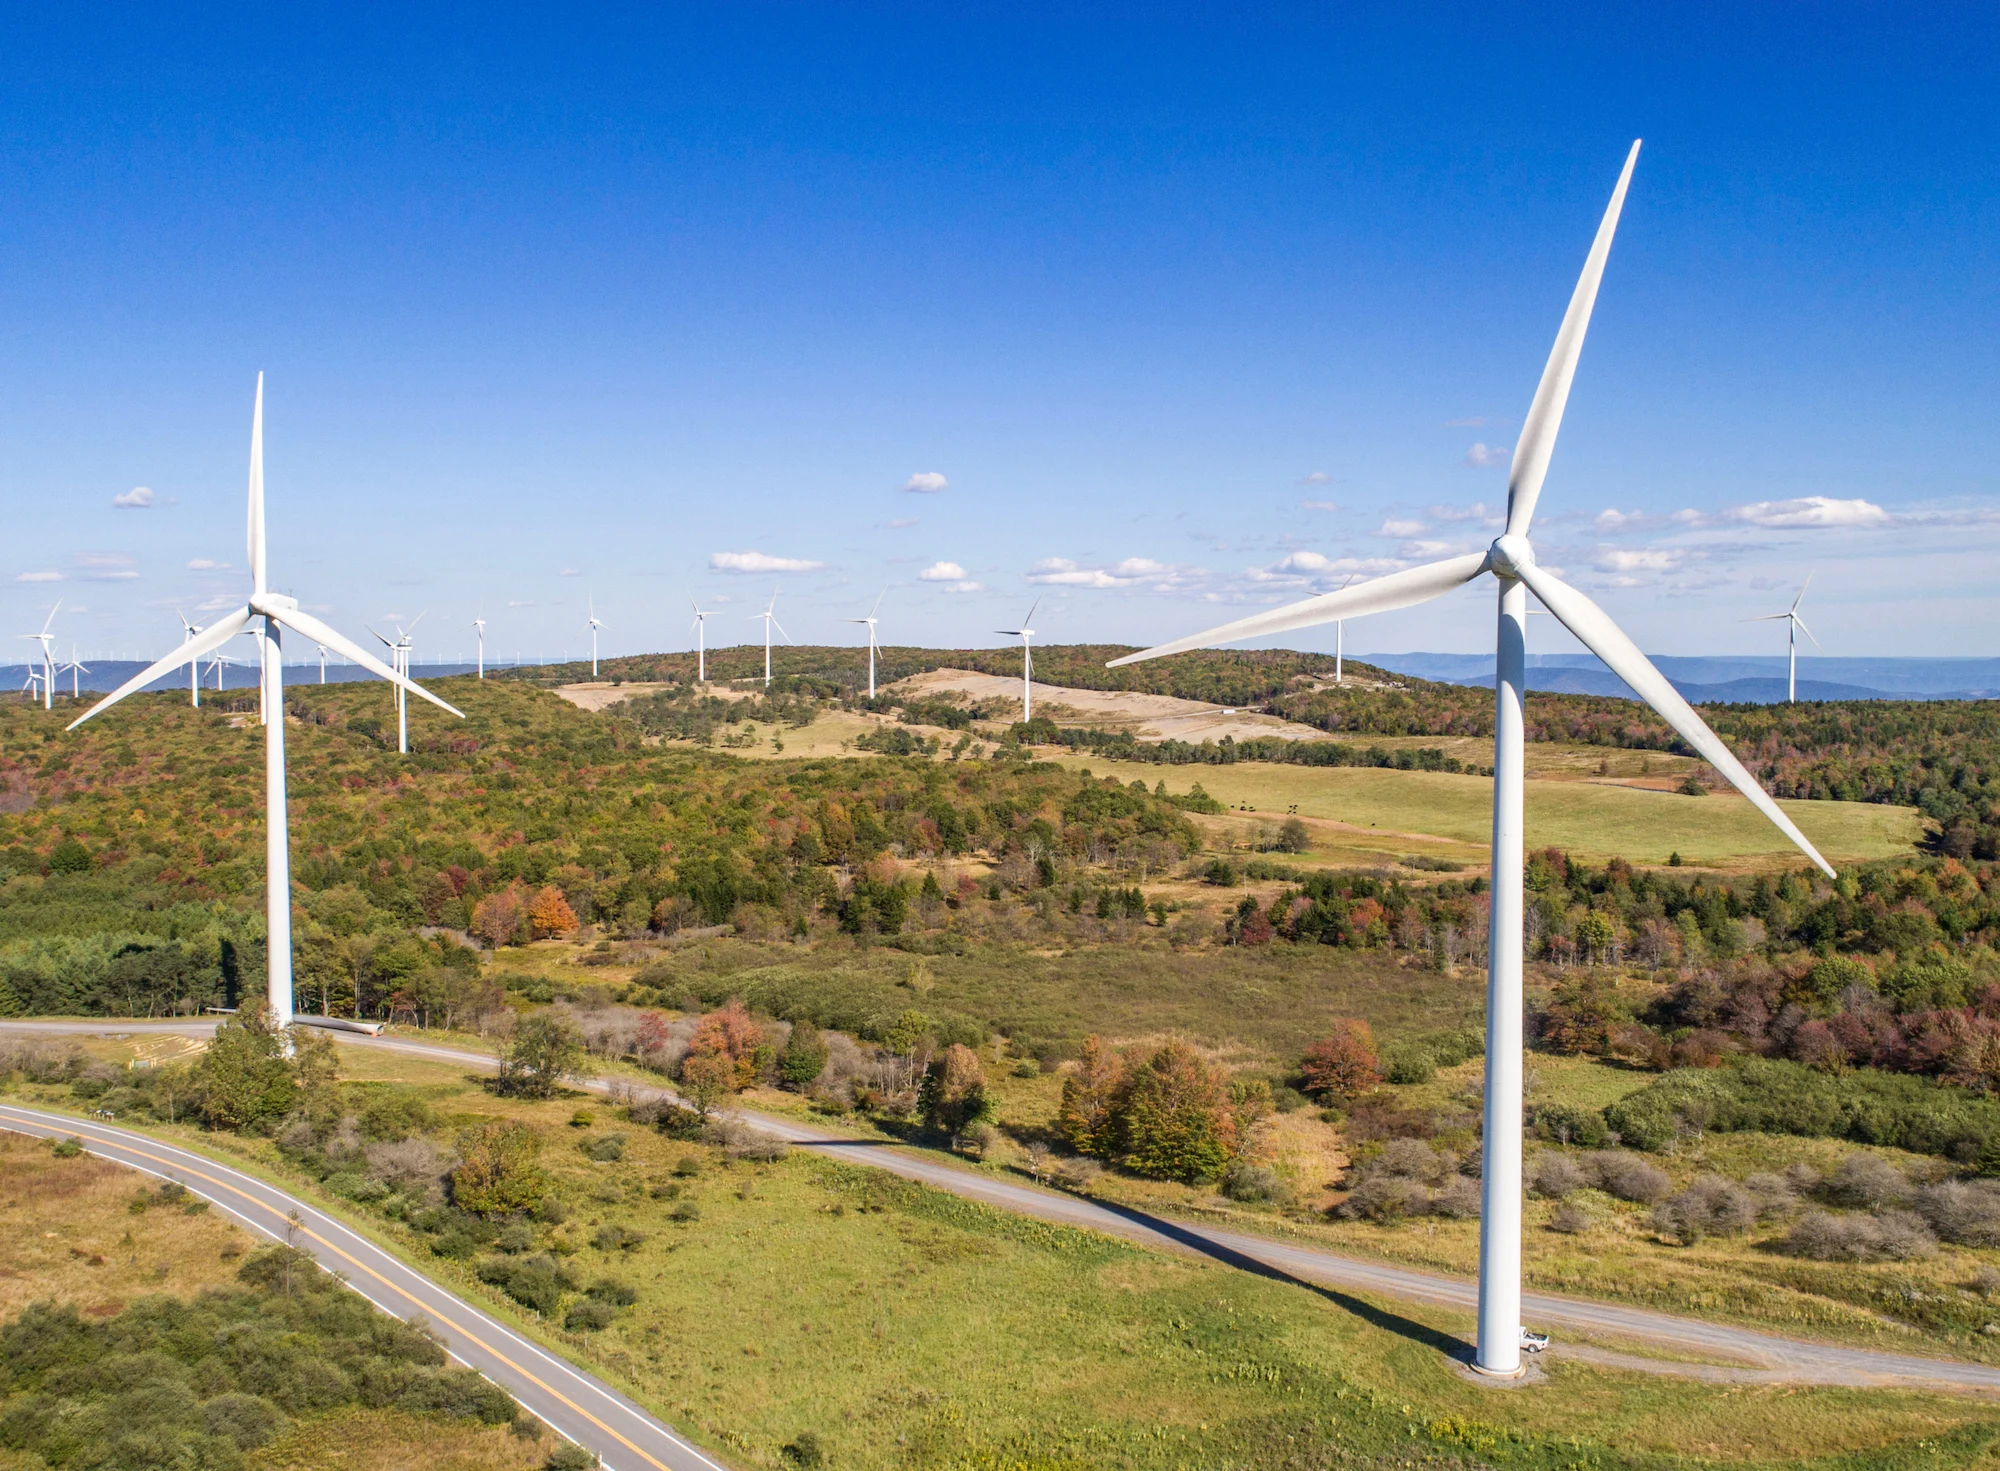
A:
[7, 1018, 2000, 1395]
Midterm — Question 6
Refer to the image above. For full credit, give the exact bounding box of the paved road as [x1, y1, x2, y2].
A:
[0, 1102, 732, 1471]
[13, 1018, 2000, 1394]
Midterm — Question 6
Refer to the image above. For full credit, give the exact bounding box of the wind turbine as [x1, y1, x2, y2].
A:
[369, 615, 423, 753]
[469, 615, 487, 679]
[1747, 574, 1819, 703]
[316, 644, 329, 683]
[587, 598, 606, 678]
[750, 591, 790, 688]
[178, 612, 206, 707]
[20, 668, 41, 703]
[842, 588, 887, 698]
[1334, 573, 1357, 684]
[205, 648, 234, 691]
[238, 627, 268, 723]
[689, 598, 718, 682]
[1108, 142, 1834, 1379]
[18, 601, 59, 711]
[996, 599, 1040, 722]
[68, 374, 462, 1031]
[60, 646, 89, 699]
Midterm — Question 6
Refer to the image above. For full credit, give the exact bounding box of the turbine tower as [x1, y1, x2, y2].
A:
[178, 612, 204, 707]
[60, 646, 89, 698]
[587, 598, 606, 678]
[469, 615, 487, 679]
[69, 375, 461, 1029]
[1747, 575, 1819, 703]
[316, 643, 329, 683]
[1334, 573, 1356, 684]
[369, 615, 423, 753]
[996, 599, 1040, 723]
[18, 601, 60, 711]
[750, 591, 790, 688]
[689, 599, 718, 682]
[841, 588, 887, 698]
[1108, 142, 1834, 1379]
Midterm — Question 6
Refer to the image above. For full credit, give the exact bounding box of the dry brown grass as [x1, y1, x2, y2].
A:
[250, 1409, 546, 1471]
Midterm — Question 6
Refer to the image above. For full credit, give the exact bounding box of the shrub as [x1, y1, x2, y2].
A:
[918, 1044, 992, 1137]
[1340, 1173, 1432, 1223]
[1741, 1172, 1799, 1219]
[1915, 1180, 2000, 1246]
[1785, 1209, 1938, 1262]
[590, 1224, 647, 1252]
[1533, 1102, 1609, 1148]
[1372, 1138, 1449, 1185]
[478, 1253, 575, 1314]
[1299, 1021, 1380, 1103]
[564, 1298, 617, 1332]
[778, 1022, 830, 1091]
[1548, 1202, 1591, 1234]
[501, 1015, 588, 1100]
[1528, 1153, 1592, 1199]
[586, 1279, 639, 1306]
[50, 1136, 83, 1158]
[366, 1137, 452, 1201]
[451, 1122, 548, 1215]
[546, 1445, 599, 1471]
[1429, 1177, 1481, 1218]
[579, 1133, 626, 1163]
[1595, 1152, 1671, 1204]
[1821, 1153, 1908, 1209]
[781, 1431, 827, 1468]
[1220, 1161, 1291, 1205]
[1651, 1175, 1757, 1245]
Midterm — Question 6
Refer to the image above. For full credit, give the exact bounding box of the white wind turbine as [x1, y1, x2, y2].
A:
[996, 598, 1041, 722]
[68, 374, 461, 1031]
[60, 646, 89, 699]
[205, 647, 234, 692]
[316, 643, 329, 684]
[469, 615, 487, 679]
[1333, 573, 1357, 684]
[842, 588, 887, 698]
[1747, 574, 1819, 703]
[1110, 142, 1835, 1379]
[587, 598, 606, 678]
[750, 591, 790, 688]
[178, 613, 205, 707]
[689, 598, 718, 682]
[18, 601, 60, 711]
[369, 615, 424, 754]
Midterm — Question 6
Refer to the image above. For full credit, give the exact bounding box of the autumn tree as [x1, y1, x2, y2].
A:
[677, 1052, 735, 1116]
[918, 1043, 991, 1138]
[689, 999, 766, 1090]
[1116, 1041, 1237, 1184]
[450, 1121, 547, 1214]
[501, 1013, 587, 1098]
[1057, 1035, 1123, 1157]
[1299, 1020, 1381, 1103]
[529, 886, 580, 939]
[471, 886, 529, 949]
[1541, 974, 1626, 1056]
[193, 1003, 300, 1131]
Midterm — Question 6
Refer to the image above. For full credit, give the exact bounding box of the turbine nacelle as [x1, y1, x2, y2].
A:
[1486, 534, 1534, 578]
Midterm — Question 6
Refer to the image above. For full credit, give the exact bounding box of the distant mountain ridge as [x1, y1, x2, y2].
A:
[1363, 653, 2000, 704]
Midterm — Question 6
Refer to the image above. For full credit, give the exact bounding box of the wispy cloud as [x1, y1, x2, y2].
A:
[886, 518, 918, 529]
[186, 558, 230, 571]
[507, 599, 536, 608]
[77, 553, 138, 582]
[1593, 508, 1658, 534]
[1595, 547, 1687, 575]
[1297, 471, 1333, 485]
[1726, 495, 1890, 529]
[1462, 442, 1510, 469]
[1377, 518, 1428, 537]
[709, 550, 827, 574]
[112, 486, 155, 509]
[918, 561, 967, 582]
[558, 567, 581, 577]
[1428, 501, 1497, 525]
[1022, 556, 1195, 591]
[902, 471, 948, 494]
[15, 570, 61, 583]
[1300, 499, 1339, 512]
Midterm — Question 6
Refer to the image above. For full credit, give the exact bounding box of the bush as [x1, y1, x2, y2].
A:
[1429, 1177, 1480, 1218]
[563, 1298, 617, 1332]
[1742, 1172, 1799, 1219]
[1299, 1020, 1380, 1103]
[586, 1279, 639, 1306]
[546, 1445, 599, 1471]
[451, 1122, 548, 1215]
[1528, 1153, 1592, 1199]
[50, 1136, 83, 1158]
[1341, 1173, 1432, 1223]
[1651, 1175, 1757, 1245]
[1548, 1202, 1592, 1234]
[1786, 1209, 1938, 1262]
[1381, 1047, 1435, 1086]
[590, 1224, 647, 1252]
[1533, 1102, 1609, 1148]
[1820, 1152, 1909, 1208]
[202, 1392, 283, 1449]
[579, 1133, 626, 1163]
[1220, 1161, 1291, 1205]
[1915, 1180, 2000, 1246]
[1595, 1152, 1671, 1205]
[478, 1253, 575, 1314]
[781, 1431, 827, 1468]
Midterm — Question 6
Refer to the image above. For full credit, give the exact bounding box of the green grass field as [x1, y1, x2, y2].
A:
[1049, 754, 1922, 867]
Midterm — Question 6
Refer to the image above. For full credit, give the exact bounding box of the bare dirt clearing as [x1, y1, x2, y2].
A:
[893, 667, 1334, 743]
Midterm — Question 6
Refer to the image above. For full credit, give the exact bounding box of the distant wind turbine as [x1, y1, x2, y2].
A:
[60, 646, 89, 699]
[469, 615, 487, 679]
[17, 600, 60, 711]
[750, 591, 790, 688]
[369, 614, 424, 753]
[1109, 141, 1833, 1380]
[316, 644, 329, 684]
[178, 612, 204, 707]
[996, 599, 1041, 722]
[842, 588, 887, 697]
[68, 374, 462, 1032]
[1746, 574, 1819, 704]
[587, 598, 606, 678]
[689, 598, 718, 682]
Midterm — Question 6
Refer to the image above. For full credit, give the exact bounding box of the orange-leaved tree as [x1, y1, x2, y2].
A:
[689, 999, 766, 1090]
[1299, 1019, 1381, 1103]
[1057, 1035, 1123, 1157]
[470, 885, 529, 948]
[529, 885, 580, 939]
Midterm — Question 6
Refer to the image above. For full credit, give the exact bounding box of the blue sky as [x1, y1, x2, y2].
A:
[2, 4, 1995, 666]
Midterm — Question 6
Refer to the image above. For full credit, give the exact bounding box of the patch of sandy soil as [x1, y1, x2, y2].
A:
[551, 681, 671, 711]
[894, 667, 1335, 744]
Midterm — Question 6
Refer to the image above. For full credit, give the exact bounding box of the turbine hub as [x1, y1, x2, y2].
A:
[1487, 534, 1535, 579]
[249, 593, 299, 615]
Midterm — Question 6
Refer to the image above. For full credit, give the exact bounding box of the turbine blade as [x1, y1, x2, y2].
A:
[247, 373, 267, 595]
[1792, 613, 1822, 651]
[1791, 571, 1814, 613]
[1108, 552, 1489, 668]
[1024, 596, 1042, 625]
[871, 586, 886, 617]
[270, 607, 466, 718]
[40, 598, 62, 636]
[1514, 561, 1835, 878]
[771, 617, 792, 644]
[1505, 140, 1641, 538]
[1743, 613, 1793, 622]
[68, 607, 254, 730]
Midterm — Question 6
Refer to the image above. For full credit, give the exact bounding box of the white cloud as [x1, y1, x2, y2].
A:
[1462, 442, 1511, 469]
[1428, 501, 1495, 524]
[918, 561, 968, 582]
[558, 567, 581, 577]
[1298, 471, 1333, 485]
[507, 599, 536, 608]
[1022, 555, 1185, 590]
[709, 550, 828, 574]
[1725, 495, 1889, 529]
[186, 558, 229, 571]
[1593, 508, 1655, 533]
[1377, 518, 1428, 537]
[1273, 551, 1337, 573]
[112, 486, 155, 509]
[886, 518, 918, 528]
[77, 553, 138, 581]
[902, 471, 949, 494]
[16, 571, 61, 583]
[1399, 540, 1453, 558]
[1300, 499, 1339, 512]
[1594, 547, 1686, 574]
